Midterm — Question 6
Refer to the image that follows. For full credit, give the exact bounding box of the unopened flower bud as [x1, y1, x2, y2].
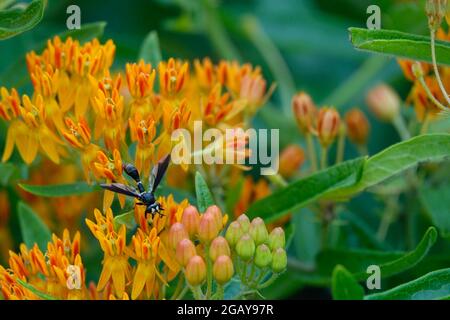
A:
[185, 255, 206, 286]
[268, 227, 285, 250]
[206, 205, 223, 231]
[317, 107, 340, 147]
[209, 236, 231, 261]
[426, 0, 447, 31]
[249, 217, 269, 245]
[181, 205, 200, 237]
[271, 248, 287, 273]
[279, 145, 305, 178]
[213, 255, 234, 285]
[345, 108, 370, 146]
[176, 238, 197, 267]
[168, 222, 188, 249]
[236, 234, 255, 261]
[292, 92, 317, 133]
[237, 214, 250, 233]
[225, 221, 243, 247]
[254, 244, 272, 268]
[366, 84, 400, 122]
[198, 212, 219, 243]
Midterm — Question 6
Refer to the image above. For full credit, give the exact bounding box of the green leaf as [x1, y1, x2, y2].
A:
[419, 184, 450, 236]
[349, 27, 450, 66]
[58, 21, 107, 43]
[195, 171, 214, 212]
[138, 30, 162, 66]
[365, 268, 450, 300]
[0, 0, 45, 40]
[113, 210, 136, 230]
[331, 265, 364, 300]
[247, 157, 366, 222]
[340, 211, 387, 250]
[17, 202, 51, 251]
[288, 227, 437, 286]
[331, 134, 450, 198]
[16, 279, 56, 300]
[19, 182, 100, 197]
[225, 176, 244, 214]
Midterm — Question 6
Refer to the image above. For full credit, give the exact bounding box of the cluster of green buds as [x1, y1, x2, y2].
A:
[226, 215, 287, 293]
[168, 205, 287, 299]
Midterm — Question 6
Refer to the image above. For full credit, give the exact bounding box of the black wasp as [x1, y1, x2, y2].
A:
[100, 155, 171, 218]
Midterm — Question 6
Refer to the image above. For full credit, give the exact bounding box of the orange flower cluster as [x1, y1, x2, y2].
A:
[0, 38, 271, 186]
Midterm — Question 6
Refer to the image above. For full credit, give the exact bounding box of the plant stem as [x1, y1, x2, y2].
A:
[335, 128, 346, 164]
[267, 173, 288, 188]
[192, 286, 204, 300]
[420, 112, 431, 135]
[170, 275, 185, 300]
[205, 244, 213, 299]
[320, 146, 328, 169]
[417, 73, 447, 110]
[430, 30, 450, 106]
[175, 286, 189, 300]
[306, 133, 318, 172]
[257, 273, 279, 290]
[242, 15, 296, 115]
[392, 114, 411, 141]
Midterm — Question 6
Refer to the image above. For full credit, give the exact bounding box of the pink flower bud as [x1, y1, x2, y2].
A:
[181, 205, 200, 237]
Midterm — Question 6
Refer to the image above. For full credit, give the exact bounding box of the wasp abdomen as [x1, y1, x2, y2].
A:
[123, 163, 141, 182]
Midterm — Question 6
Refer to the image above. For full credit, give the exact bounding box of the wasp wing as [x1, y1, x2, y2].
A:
[149, 154, 171, 193]
[100, 183, 140, 198]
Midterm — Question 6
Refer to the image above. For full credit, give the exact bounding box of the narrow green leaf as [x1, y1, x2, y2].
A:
[332, 265, 364, 300]
[288, 227, 437, 286]
[16, 279, 56, 300]
[365, 268, 450, 300]
[331, 134, 450, 198]
[58, 21, 107, 43]
[0, 0, 45, 40]
[195, 171, 214, 212]
[19, 182, 100, 197]
[138, 30, 162, 66]
[349, 27, 450, 66]
[17, 202, 51, 251]
[419, 184, 450, 236]
[246, 158, 366, 222]
[113, 210, 136, 230]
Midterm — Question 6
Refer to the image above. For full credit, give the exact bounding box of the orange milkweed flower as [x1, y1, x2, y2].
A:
[127, 228, 179, 299]
[63, 117, 101, 182]
[93, 149, 127, 211]
[159, 58, 189, 97]
[86, 208, 130, 298]
[1, 92, 64, 164]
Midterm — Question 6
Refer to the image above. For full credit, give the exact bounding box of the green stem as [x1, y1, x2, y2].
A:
[192, 286, 204, 300]
[257, 273, 279, 290]
[420, 112, 431, 135]
[267, 173, 288, 188]
[242, 15, 296, 115]
[175, 286, 189, 300]
[170, 275, 185, 300]
[392, 114, 411, 141]
[335, 127, 346, 164]
[306, 133, 318, 172]
[201, 0, 242, 61]
[430, 30, 450, 106]
[205, 244, 213, 299]
[320, 146, 328, 169]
